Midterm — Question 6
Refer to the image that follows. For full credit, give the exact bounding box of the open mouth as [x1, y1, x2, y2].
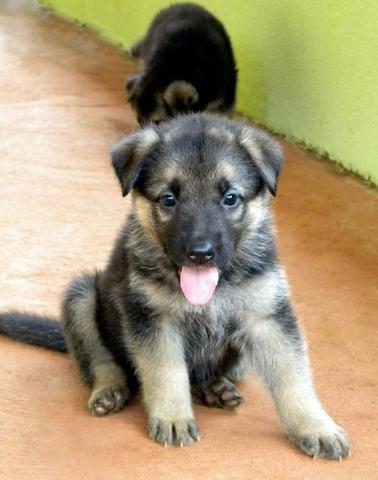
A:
[179, 266, 220, 306]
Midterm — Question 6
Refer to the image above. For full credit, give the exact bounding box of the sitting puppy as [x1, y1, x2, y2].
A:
[0, 114, 350, 459]
[126, 3, 237, 123]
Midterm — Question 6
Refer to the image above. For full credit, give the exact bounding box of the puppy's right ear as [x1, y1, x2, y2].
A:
[111, 128, 160, 197]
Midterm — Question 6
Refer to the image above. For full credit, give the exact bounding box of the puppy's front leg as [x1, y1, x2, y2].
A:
[132, 322, 199, 446]
[250, 303, 350, 459]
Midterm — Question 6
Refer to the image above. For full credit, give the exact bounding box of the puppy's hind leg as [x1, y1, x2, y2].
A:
[192, 377, 244, 410]
[62, 274, 129, 416]
[192, 348, 247, 409]
[250, 303, 350, 459]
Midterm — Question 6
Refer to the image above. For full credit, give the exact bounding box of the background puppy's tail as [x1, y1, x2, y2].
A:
[0, 312, 67, 353]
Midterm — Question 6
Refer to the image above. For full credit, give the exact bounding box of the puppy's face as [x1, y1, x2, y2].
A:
[126, 77, 200, 124]
[112, 114, 282, 304]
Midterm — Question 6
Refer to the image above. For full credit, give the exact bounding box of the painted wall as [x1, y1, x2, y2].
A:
[40, 0, 378, 185]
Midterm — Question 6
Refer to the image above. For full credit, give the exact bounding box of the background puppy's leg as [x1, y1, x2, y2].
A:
[132, 322, 199, 446]
[125, 74, 141, 102]
[62, 274, 128, 416]
[250, 303, 350, 459]
[129, 37, 144, 57]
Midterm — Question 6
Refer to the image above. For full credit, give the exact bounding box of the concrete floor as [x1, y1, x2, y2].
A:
[0, 2, 377, 479]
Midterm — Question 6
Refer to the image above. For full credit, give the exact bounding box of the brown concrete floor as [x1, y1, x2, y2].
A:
[0, 2, 377, 479]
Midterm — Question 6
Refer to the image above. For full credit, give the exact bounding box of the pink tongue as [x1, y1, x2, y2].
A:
[180, 267, 219, 305]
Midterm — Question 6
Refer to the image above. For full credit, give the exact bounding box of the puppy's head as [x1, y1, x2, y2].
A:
[125, 75, 199, 124]
[111, 114, 282, 305]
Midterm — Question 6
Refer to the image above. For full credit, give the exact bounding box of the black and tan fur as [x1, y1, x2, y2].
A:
[126, 3, 237, 124]
[0, 114, 349, 458]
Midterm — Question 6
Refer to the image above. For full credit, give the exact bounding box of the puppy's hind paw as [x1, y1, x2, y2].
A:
[290, 424, 350, 459]
[193, 377, 244, 410]
[88, 385, 129, 417]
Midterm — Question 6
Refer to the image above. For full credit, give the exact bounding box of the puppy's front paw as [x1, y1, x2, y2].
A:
[290, 423, 350, 459]
[148, 416, 200, 447]
[88, 385, 129, 416]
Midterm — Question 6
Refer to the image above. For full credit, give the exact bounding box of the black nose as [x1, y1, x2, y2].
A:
[187, 241, 215, 263]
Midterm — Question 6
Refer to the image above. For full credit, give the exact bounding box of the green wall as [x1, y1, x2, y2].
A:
[40, 0, 378, 185]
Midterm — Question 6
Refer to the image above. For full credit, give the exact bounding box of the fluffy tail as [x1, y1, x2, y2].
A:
[0, 312, 67, 353]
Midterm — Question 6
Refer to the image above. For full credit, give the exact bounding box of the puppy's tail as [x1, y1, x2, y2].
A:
[0, 311, 67, 353]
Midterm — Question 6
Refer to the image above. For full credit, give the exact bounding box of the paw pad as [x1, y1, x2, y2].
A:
[89, 386, 128, 416]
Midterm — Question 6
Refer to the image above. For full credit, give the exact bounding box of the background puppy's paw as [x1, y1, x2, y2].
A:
[88, 385, 129, 416]
[148, 417, 200, 447]
[289, 424, 350, 459]
[193, 378, 244, 409]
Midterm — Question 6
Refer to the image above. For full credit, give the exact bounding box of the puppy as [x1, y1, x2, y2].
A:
[126, 3, 237, 123]
[0, 114, 350, 458]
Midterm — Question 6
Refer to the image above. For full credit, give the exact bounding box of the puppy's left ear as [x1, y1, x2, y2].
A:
[111, 127, 160, 197]
[239, 126, 283, 196]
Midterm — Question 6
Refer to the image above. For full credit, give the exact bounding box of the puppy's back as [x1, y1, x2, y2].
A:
[138, 3, 236, 110]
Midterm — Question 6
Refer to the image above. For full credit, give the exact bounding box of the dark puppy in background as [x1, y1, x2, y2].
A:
[0, 114, 349, 459]
[126, 3, 237, 123]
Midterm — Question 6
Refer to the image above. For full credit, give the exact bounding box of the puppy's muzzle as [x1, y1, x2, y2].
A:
[186, 241, 215, 264]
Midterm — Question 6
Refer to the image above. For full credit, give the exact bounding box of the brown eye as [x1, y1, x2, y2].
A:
[223, 192, 239, 206]
[161, 194, 176, 207]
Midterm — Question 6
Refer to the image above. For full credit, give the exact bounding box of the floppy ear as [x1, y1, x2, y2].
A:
[163, 81, 199, 111]
[111, 127, 160, 197]
[239, 125, 283, 196]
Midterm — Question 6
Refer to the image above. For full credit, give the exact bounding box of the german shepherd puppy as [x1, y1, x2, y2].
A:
[0, 114, 350, 458]
[126, 3, 237, 124]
